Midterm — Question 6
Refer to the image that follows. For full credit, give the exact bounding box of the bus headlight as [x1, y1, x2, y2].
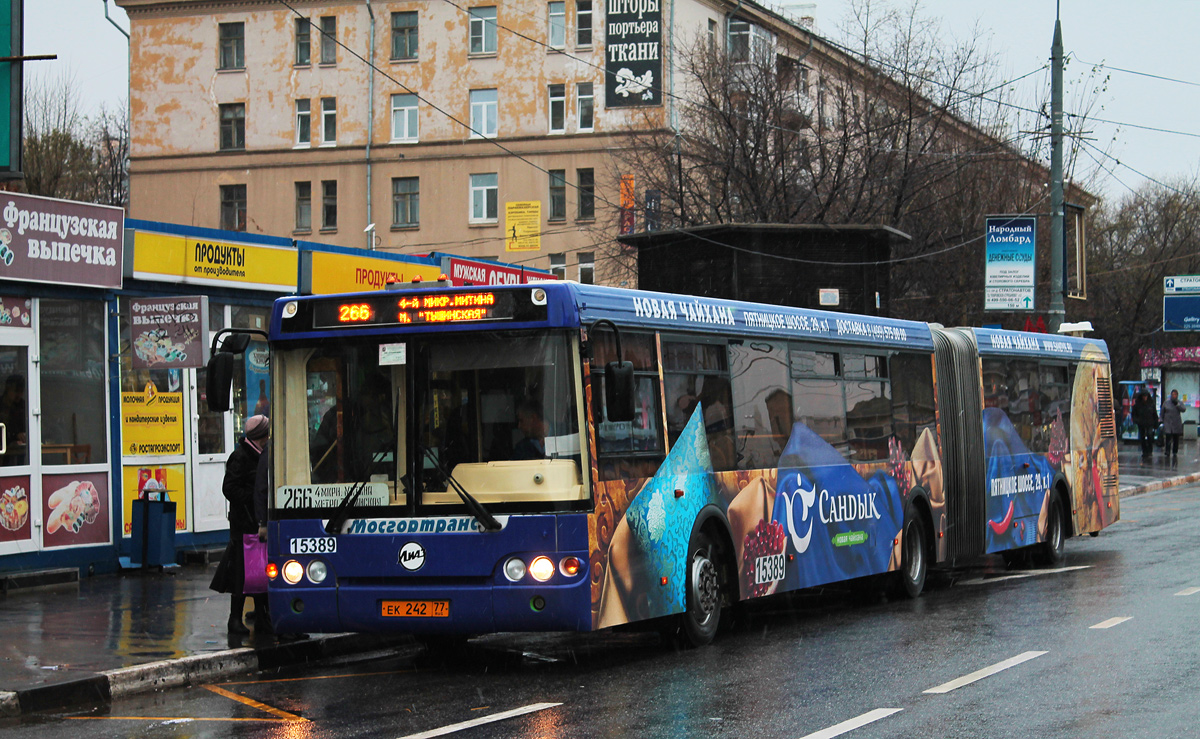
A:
[282, 559, 305, 584]
[282, 300, 299, 318]
[529, 556, 555, 582]
[306, 559, 328, 584]
[503, 557, 527, 582]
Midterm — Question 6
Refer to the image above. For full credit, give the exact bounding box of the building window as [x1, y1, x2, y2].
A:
[321, 97, 336, 145]
[392, 177, 419, 227]
[577, 0, 593, 46]
[469, 172, 498, 222]
[577, 251, 594, 284]
[218, 22, 244, 70]
[320, 16, 337, 64]
[577, 168, 594, 219]
[390, 93, 418, 142]
[295, 99, 310, 147]
[549, 169, 566, 220]
[391, 11, 418, 60]
[468, 6, 497, 54]
[321, 180, 338, 230]
[219, 103, 245, 150]
[220, 184, 246, 231]
[548, 2, 565, 49]
[295, 181, 311, 231]
[577, 82, 594, 131]
[469, 89, 497, 138]
[295, 18, 311, 65]
[549, 253, 566, 280]
[708, 18, 717, 48]
[548, 84, 565, 133]
[729, 19, 772, 63]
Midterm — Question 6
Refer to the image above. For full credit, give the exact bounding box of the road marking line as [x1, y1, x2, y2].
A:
[960, 565, 1089, 586]
[1175, 587, 1200, 597]
[798, 708, 903, 739]
[923, 651, 1047, 694]
[397, 702, 562, 739]
[1090, 617, 1132, 629]
[203, 684, 308, 722]
[69, 717, 288, 722]
[219, 669, 414, 686]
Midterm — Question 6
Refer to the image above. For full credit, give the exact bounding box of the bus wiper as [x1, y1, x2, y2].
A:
[324, 440, 393, 535]
[420, 446, 502, 532]
[326, 394, 401, 536]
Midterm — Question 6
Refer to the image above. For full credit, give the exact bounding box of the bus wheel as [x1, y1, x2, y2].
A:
[892, 508, 928, 599]
[681, 529, 722, 647]
[1036, 496, 1066, 566]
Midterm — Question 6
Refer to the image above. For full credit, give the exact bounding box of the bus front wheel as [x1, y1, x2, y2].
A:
[681, 529, 722, 647]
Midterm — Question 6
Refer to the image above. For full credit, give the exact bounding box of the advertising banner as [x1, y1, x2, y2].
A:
[121, 384, 185, 457]
[0, 474, 31, 544]
[0, 296, 30, 327]
[129, 296, 209, 370]
[984, 216, 1036, 312]
[442, 256, 555, 286]
[303, 250, 425, 294]
[41, 472, 110, 549]
[245, 341, 271, 417]
[504, 201, 541, 252]
[131, 230, 297, 291]
[121, 463, 187, 535]
[619, 175, 636, 235]
[604, 0, 662, 107]
[0, 192, 123, 289]
[1163, 295, 1200, 332]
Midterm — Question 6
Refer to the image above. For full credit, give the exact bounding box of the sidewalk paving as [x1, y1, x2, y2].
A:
[0, 440, 1195, 717]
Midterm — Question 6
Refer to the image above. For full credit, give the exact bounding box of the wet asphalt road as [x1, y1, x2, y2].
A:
[7, 483, 1200, 738]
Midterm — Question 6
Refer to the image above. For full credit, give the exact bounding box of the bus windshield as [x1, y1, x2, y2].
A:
[273, 330, 585, 513]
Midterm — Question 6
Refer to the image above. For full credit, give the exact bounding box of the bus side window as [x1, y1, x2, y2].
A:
[890, 353, 935, 455]
[730, 341, 789, 470]
[843, 353, 891, 462]
[1039, 363, 1071, 453]
[789, 347, 847, 454]
[1007, 359, 1040, 448]
[663, 341, 735, 471]
[591, 331, 664, 480]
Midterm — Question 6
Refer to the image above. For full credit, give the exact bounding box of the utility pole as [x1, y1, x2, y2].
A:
[1048, 9, 1066, 333]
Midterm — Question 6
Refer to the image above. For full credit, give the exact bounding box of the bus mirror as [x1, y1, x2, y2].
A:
[219, 332, 253, 355]
[605, 361, 636, 422]
[206, 352, 235, 412]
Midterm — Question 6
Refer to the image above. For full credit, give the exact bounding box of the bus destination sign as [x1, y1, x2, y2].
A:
[312, 290, 521, 329]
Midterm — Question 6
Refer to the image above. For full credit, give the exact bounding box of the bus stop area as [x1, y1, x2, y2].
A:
[0, 439, 1193, 718]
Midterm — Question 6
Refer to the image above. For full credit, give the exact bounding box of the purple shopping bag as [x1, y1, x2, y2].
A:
[242, 534, 268, 594]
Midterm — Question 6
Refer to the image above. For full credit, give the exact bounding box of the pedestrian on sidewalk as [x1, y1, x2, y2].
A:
[1132, 391, 1158, 462]
[210, 414, 270, 635]
[1162, 389, 1185, 467]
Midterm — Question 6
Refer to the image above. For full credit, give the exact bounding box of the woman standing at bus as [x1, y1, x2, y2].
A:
[1162, 389, 1185, 467]
[210, 415, 270, 635]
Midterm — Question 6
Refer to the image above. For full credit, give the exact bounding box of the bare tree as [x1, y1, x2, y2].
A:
[21, 71, 129, 208]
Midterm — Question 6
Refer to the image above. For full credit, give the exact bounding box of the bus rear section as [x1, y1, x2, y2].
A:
[265, 286, 595, 635]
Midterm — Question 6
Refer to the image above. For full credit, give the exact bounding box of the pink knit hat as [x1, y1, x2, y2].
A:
[245, 415, 270, 440]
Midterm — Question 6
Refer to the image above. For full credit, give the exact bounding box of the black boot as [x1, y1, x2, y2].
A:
[229, 595, 250, 634]
[251, 595, 273, 633]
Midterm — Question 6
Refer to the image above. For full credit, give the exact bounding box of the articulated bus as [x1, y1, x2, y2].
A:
[208, 281, 1119, 646]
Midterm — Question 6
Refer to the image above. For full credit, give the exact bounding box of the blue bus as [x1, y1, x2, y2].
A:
[207, 281, 1119, 646]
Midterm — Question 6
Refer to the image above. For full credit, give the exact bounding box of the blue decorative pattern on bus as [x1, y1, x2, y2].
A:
[772, 423, 905, 589]
[571, 284, 933, 350]
[974, 328, 1110, 361]
[982, 408, 1057, 552]
[622, 406, 722, 619]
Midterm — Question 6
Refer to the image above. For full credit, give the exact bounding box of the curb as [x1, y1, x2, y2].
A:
[0, 633, 411, 717]
[1120, 471, 1200, 498]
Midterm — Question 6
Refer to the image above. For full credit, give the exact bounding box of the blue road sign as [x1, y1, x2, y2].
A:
[1163, 295, 1200, 332]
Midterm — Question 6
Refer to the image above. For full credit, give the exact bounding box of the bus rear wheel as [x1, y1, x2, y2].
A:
[681, 529, 722, 647]
[1036, 496, 1066, 566]
[892, 507, 928, 599]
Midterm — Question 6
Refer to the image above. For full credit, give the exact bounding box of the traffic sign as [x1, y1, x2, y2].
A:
[1164, 294, 1200, 332]
[1164, 275, 1200, 294]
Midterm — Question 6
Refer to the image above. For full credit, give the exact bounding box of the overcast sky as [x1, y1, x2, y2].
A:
[25, 0, 1200, 203]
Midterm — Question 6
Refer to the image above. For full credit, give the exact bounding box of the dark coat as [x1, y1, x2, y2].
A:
[1162, 397, 1186, 435]
[223, 438, 262, 535]
[1132, 397, 1158, 429]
